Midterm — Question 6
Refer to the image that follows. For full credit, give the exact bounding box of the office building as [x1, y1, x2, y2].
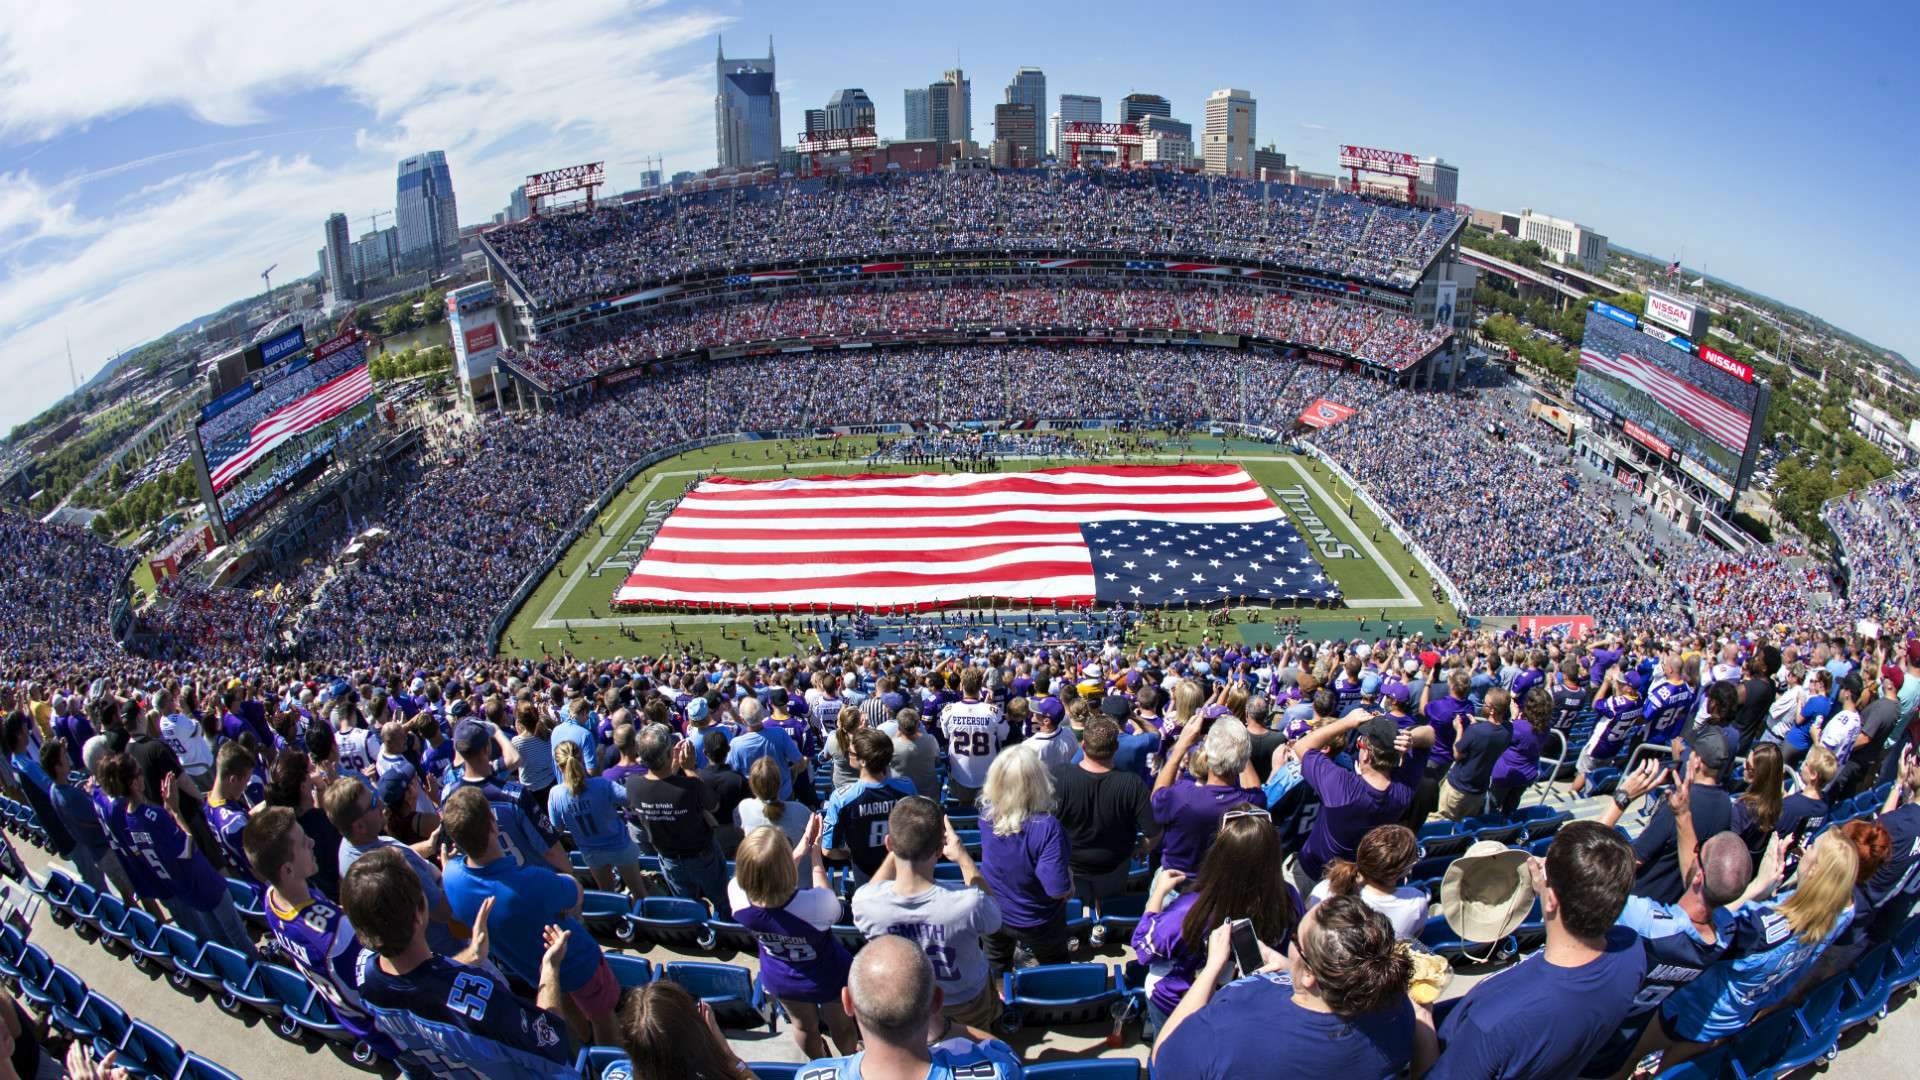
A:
[1516, 209, 1609, 274]
[1120, 93, 1171, 124]
[1139, 115, 1193, 168]
[322, 212, 355, 304]
[350, 227, 400, 287]
[715, 36, 781, 168]
[1005, 68, 1047, 156]
[1252, 145, 1288, 181]
[1050, 93, 1102, 163]
[904, 87, 930, 140]
[804, 109, 827, 136]
[992, 103, 1039, 166]
[1470, 208, 1519, 236]
[927, 68, 971, 147]
[1416, 157, 1459, 208]
[824, 88, 876, 132]
[1202, 89, 1255, 177]
[395, 151, 459, 271]
[507, 186, 530, 222]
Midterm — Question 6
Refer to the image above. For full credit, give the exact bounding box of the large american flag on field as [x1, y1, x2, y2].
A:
[209, 363, 374, 491]
[613, 464, 1341, 611]
[1578, 347, 1750, 453]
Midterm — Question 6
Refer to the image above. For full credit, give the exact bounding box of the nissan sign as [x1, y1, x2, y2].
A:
[1643, 291, 1699, 337]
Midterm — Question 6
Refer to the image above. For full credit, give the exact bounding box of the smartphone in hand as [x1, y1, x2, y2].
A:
[1228, 918, 1263, 977]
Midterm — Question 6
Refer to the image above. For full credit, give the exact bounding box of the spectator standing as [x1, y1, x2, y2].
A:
[1440, 687, 1514, 821]
[547, 742, 648, 896]
[1427, 822, 1646, 1080]
[324, 776, 465, 956]
[626, 724, 729, 916]
[204, 741, 257, 881]
[512, 703, 558, 802]
[1054, 718, 1158, 928]
[1150, 709, 1261, 881]
[41, 738, 132, 899]
[1862, 746, 1920, 943]
[822, 730, 917, 884]
[887, 709, 940, 801]
[99, 751, 253, 953]
[1287, 712, 1427, 896]
[854, 797, 1005, 1041]
[727, 819, 858, 1061]
[726, 697, 804, 801]
[699, 731, 750, 856]
[941, 670, 1007, 806]
[1611, 732, 1734, 904]
[978, 745, 1074, 974]
[1489, 686, 1552, 816]
[444, 719, 569, 874]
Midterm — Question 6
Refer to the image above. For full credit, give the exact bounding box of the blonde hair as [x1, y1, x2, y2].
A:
[981, 745, 1054, 837]
[1778, 831, 1859, 943]
[553, 740, 588, 796]
[734, 826, 798, 909]
[1170, 680, 1205, 724]
[1800, 746, 1838, 790]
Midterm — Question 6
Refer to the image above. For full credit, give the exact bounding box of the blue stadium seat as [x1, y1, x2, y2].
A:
[1652, 1044, 1727, 1079]
[1096, 893, 1147, 940]
[580, 889, 635, 937]
[7, 944, 51, 1001]
[1835, 940, 1897, 1032]
[118, 1020, 186, 1080]
[623, 896, 712, 950]
[256, 962, 341, 1042]
[605, 953, 654, 993]
[574, 1045, 627, 1080]
[122, 909, 168, 972]
[92, 893, 139, 950]
[1025, 1060, 1143, 1079]
[226, 877, 267, 925]
[1585, 767, 1623, 796]
[1470, 821, 1524, 846]
[661, 961, 774, 1031]
[1724, 1006, 1796, 1080]
[1001, 963, 1122, 1029]
[830, 923, 869, 955]
[37, 868, 78, 925]
[1755, 972, 1848, 1078]
[1062, 899, 1094, 944]
[0, 924, 27, 981]
[704, 914, 760, 955]
[1418, 915, 1513, 966]
[1517, 809, 1572, 840]
[1889, 914, 1920, 987]
[1513, 897, 1546, 954]
[177, 1054, 246, 1080]
[86, 992, 135, 1063]
[200, 942, 274, 1014]
[748, 1065, 801, 1080]
[159, 926, 218, 993]
[22, 959, 82, 1023]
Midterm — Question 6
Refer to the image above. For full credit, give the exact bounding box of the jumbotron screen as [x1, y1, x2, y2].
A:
[1573, 309, 1764, 486]
[195, 330, 376, 533]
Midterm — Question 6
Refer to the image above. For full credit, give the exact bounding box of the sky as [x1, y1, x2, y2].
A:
[0, 0, 1915, 432]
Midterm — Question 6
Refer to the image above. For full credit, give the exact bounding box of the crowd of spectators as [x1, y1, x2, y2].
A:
[508, 283, 1451, 389]
[484, 170, 1461, 311]
[1825, 468, 1920, 620]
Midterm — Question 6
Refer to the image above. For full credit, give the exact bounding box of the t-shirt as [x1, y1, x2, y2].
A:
[1736, 677, 1776, 745]
[698, 766, 750, 833]
[1582, 897, 1759, 1077]
[443, 855, 601, 993]
[889, 732, 941, 800]
[1774, 793, 1828, 849]
[979, 812, 1073, 928]
[1150, 779, 1262, 875]
[337, 728, 380, 776]
[1448, 721, 1513, 795]
[547, 777, 631, 854]
[1864, 802, 1920, 941]
[1114, 724, 1160, 781]
[726, 727, 802, 800]
[1424, 695, 1473, 760]
[1297, 750, 1419, 880]
[940, 699, 1008, 788]
[1631, 784, 1733, 904]
[852, 880, 1003, 1005]
[338, 836, 460, 954]
[119, 801, 225, 909]
[1662, 903, 1853, 1041]
[1134, 888, 1300, 1015]
[1153, 972, 1413, 1080]
[1307, 880, 1427, 941]
[357, 953, 572, 1078]
[267, 889, 378, 1038]
[823, 778, 918, 877]
[510, 735, 557, 790]
[441, 773, 559, 870]
[1430, 926, 1645, 1080]
[725, 883, 850, 1003]
[1055, 766, 1155, 877]
[1490, 719, 1546, 789]
[797, 1039, 1024, 1080]
[548, 720, 597, 773]
[623, 772, 717, 858]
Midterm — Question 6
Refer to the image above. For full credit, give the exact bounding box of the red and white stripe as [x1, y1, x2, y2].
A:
[210, 364, 373, 491]
[1579, 348, 1750, 452]
[615, 463, 1285, 610]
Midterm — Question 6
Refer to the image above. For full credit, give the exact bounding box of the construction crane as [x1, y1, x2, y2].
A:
[260, 263, 277, 301]
[355, 210, 391, 233]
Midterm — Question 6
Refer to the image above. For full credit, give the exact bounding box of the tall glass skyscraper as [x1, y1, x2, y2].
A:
[395, 151, 458, 271]
[1005, 68, 1047, 157]
[715, 36, 781, 168]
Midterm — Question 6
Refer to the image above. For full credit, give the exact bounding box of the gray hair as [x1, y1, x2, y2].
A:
[736, 696, 764, 729]
[1201, 718, 1252, 779]
[847, 935, 935, 1042]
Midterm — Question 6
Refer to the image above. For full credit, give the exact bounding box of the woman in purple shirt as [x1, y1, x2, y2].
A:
[1489, 685, 1554, 817]
[725, 815, 855, 1061]
[980, 744, 1075, 974]
[1133, 810, 1299, 1029]
[1150, 708, 1263, 876]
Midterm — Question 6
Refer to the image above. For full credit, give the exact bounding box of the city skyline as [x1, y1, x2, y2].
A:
[0, 1, 1914, 431]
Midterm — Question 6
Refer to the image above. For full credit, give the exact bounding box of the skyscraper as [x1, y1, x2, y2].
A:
[825, 88, 876, 132]
[992, 103, 1038, 167]
[1202, 89, 1255, 177]
[715, 36, 781, 168]
[1050, 94, 1102, 163]
[904, 87, 930, 140]
[395, 151, 458, 271]
[507, 186, 530, 222]
[931, 69, 971, 148]
[804, 109, 827, 136]
[1120, 93, 1172, 124]
[322, 212, 355, 304]
[1005, 68, 1047, 157]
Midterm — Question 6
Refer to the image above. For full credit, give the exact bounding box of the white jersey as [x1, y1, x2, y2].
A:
[939, 700, 1008, 790]
[157, 713, 215, 778]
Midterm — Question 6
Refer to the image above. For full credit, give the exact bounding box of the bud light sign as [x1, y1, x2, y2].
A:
[259, 326, 306, 365]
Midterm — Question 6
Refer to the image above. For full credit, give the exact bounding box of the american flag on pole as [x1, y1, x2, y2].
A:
[613, 464, 1341, 611]
[1578, 348, 1750, 453]
[209, 363, 374, 491]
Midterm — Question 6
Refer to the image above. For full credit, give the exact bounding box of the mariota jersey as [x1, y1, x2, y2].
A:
[268, 890, 378, 1037]
[823, 779, 918, 876]
[795, 1039, 1024, 1080]
[357, 953, 572, 1079]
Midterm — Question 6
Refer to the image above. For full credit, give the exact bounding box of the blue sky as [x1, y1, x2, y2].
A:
[1, 0, 1915, 431]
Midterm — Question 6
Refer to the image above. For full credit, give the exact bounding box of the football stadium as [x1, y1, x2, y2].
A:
[2, 38, 1919, 1080]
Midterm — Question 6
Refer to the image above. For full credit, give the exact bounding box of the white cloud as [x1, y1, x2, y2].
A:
[0, 0, 731, 430]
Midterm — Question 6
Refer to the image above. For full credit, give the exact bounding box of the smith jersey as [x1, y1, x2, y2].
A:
[795, 1039, 1024, 1080]
[357, 953, 572, 1079]
[267, 889, 378, 1039]
[940, 700, 1008, 790]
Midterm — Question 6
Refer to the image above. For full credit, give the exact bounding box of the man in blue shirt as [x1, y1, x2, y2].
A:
[1429, 822, 1646, 1080]
[441, 786, 620, 1047]
[443, 720, 569, 874]
[341, 847, 574, 1079]
[725, 697, 804, 801]
[549, 698, 598, 775]
[798, 935, 1022, 1080]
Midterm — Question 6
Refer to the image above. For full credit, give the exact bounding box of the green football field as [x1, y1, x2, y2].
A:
[497, 433, 1457, 661]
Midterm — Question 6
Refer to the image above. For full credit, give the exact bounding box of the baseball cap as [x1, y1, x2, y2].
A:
[453, 720, 491, 755]
[1099, 695, 1133, 721]
[1882, 664, 1904, 693]
[448, 699, 472, 719]
[1622, 671, 1647, 693]
[1032, 697, 1065, 720]
[1688, 726, 1732, 774]
[686, 698, 710, 722]
[1382, 683, 1411, 706]
[1360, 673, 1383, 696]
[1356, 716, 1399, 756]
[1200, 704, 1232, 721]
[377, 763, 417, 808]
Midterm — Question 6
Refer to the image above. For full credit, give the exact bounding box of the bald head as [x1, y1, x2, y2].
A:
[847, 935, 936, 1043]
[1698, 831, 1754, 908]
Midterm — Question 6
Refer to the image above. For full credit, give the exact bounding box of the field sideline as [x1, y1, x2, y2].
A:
[497, 433, 1456, 660]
